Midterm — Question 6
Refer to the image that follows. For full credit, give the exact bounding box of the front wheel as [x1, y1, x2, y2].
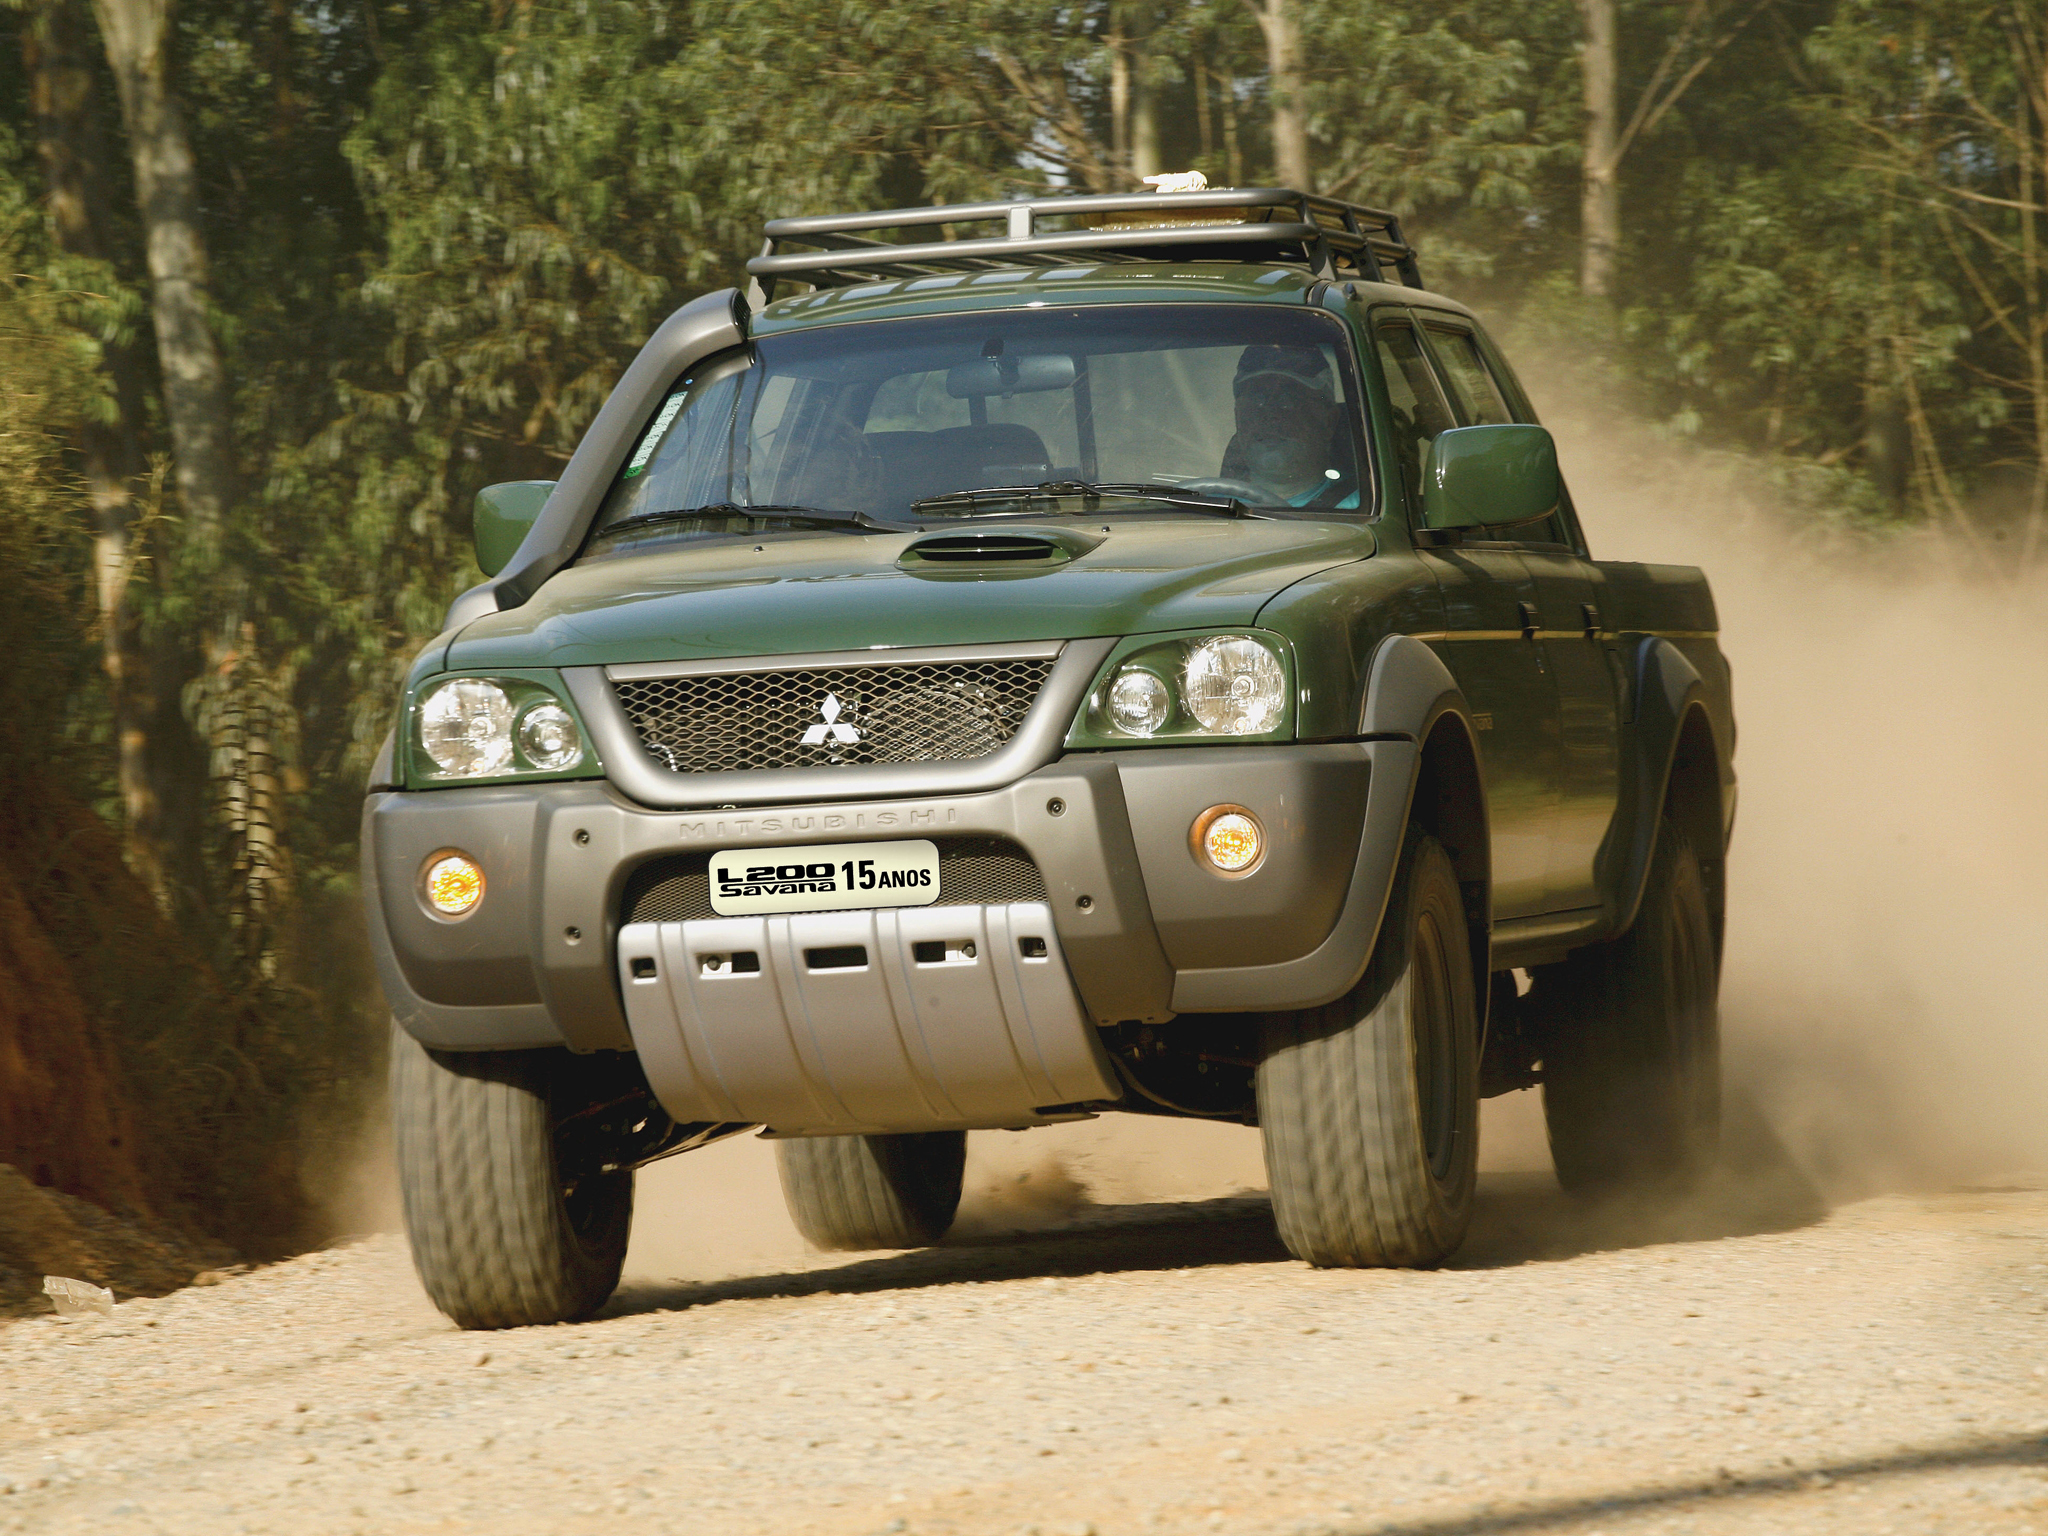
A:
[1257, 830, 1480, 1268]
[391, 1027, 633, 1329]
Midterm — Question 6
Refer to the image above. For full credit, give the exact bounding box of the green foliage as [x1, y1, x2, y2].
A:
[1301, 2, 1554, 276]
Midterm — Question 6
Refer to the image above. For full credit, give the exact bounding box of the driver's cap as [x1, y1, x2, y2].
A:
[1233, 345, 1335, 401]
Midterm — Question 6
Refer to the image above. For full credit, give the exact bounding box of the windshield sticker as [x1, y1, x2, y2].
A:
[623, 389, 689, 478]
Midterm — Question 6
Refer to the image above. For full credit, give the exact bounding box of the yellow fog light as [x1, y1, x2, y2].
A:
[421, 851, 485, 917]
[1192, 805, 1264, 876]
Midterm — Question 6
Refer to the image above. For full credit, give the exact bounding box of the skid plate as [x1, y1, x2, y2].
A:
[616, 902, 1119, 1134]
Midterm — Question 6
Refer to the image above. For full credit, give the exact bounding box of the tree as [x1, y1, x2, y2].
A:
[1575, 0, 1776, 298]
[1578, 0, 1619, 296]
[88, 0, 234, 560]
[21, 0, 164, 896]
[1812, 0, 2048, 559]
[1243, 0, 1309, 187]
[1300, 1, 1543, 270]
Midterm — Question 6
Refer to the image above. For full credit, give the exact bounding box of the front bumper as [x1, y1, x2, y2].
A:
[363, 740, 1414, 1054]
[618, 901, 1120, 1133]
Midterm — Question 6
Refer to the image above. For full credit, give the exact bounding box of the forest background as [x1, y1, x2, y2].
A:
[0, 0, 2042, 1262]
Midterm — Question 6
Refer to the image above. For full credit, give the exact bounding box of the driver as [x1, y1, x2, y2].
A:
[1230, 345, 1357, 508]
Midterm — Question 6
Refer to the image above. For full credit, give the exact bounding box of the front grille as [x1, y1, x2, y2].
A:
[622, 836, 1049, 924]
[612, 658, 1055, 775]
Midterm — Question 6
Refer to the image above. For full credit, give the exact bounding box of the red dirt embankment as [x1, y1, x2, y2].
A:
[0, 791, 237, 1307]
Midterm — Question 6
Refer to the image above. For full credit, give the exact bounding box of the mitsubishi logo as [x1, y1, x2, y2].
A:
[799, 693, 861, 747]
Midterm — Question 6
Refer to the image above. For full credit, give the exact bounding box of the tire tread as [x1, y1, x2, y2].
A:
[1258, 832, 1478, 1268]
[777, 1132, 966, 1251]
[392, 1028, 630, 1330]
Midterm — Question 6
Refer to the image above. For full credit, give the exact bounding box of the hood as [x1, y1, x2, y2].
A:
[444, 516, 1376, 671]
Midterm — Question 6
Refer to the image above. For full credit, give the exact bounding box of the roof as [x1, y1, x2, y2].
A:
[744, 187, 1424, 304]
[747, 263, 1467, 337]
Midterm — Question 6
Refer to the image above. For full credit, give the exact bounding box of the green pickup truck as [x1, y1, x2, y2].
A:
[364, 187, 1736, 1330]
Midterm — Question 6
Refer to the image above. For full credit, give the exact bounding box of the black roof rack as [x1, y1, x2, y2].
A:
[745, 187, 1423, 304]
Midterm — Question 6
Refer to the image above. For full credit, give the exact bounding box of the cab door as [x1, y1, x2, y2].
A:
[1369, 312, 1560, 921]
[1413, 315, 1622, 914]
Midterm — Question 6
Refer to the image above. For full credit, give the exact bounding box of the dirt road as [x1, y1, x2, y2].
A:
[5, 1109, 2046, 1536]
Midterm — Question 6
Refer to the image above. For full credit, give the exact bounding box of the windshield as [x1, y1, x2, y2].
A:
[590, 305, 1370, 542]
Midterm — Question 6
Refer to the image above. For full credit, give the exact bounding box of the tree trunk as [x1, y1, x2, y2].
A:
[1863, 370, 1909, 512]
[2016, 5, 2047, 563]
[1578, 0, 1621, 299]
[24, 0, 168, 901]
[1221, 67, 1242, 186]
[1246, 0, 1309, 189]
[89, 0, 236, 562]
[1126, 1, 1162, 183]
[1108, 10, 1131, 179]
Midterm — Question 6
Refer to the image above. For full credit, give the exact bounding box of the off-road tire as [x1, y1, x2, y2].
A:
[1257, 830, 1480, 1267]
[776, 1132, 967, 1251]
[391, 1027, 633, 1329]
[1538, 819, 1721, 1197]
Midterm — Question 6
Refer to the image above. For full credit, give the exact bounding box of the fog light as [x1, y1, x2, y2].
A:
[1192, 805, 1264, 875]
[422, 851, 485, 916]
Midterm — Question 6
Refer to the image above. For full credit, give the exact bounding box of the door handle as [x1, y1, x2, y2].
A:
[1581, 602, 1601, 638]
[1517, 600, 1541, 639]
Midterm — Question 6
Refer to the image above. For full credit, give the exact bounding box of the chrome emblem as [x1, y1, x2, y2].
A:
[799, 693, 861, 747]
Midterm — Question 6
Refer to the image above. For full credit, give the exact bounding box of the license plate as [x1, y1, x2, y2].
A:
[708, 840, 940, 917]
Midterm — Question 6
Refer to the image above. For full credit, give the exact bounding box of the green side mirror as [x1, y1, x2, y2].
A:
[1420, 425, 1559, 531]
[473, 480, 556, 576]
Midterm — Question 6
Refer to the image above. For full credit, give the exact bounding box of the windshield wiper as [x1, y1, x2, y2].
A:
[602, 503, 905, 537]
[910, 481, 1262, 519]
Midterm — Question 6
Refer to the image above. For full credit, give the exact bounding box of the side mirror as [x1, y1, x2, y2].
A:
[1420, 425, 1559, 531]
[473, 480, 556, 576]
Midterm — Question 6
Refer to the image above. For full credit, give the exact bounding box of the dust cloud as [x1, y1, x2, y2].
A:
[1542, 381, 2048, 1198]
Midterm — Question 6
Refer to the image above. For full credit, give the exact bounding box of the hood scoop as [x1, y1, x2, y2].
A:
[897, 525, 1105, 571]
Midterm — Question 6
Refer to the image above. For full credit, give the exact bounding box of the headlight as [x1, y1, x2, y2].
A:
[517, 702, 583, 771]
[1080, 631, 1293, 743]
[1108, 668, 1171, 736]
[1183, 636, 1286, 735]
[420, 679, 515, 776]
[411, 674, 595, 782]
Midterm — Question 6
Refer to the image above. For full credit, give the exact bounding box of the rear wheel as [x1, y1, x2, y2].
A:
[776, 1131, 967, 1251]
[391, 1027, 633, 1329]
[1537, 820, 1721, 1196]
[1257, 830, 1479, 1267]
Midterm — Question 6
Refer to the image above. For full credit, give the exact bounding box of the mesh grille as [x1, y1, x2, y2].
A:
[623, 837, 1048, 925]
[611, 658, 1054, 775]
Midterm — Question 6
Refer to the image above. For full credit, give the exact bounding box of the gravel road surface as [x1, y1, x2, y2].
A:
[5, 1112, 2046, 1536]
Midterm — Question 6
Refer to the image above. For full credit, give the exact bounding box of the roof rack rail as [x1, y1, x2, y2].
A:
[745, 187, 1423, 304]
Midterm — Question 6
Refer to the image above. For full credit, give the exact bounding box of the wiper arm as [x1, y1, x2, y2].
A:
[910, 481, 1260, 518]
[603, 503, 905, 537]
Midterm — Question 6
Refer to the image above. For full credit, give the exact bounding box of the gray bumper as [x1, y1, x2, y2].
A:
[363, 740, 1416, 1053]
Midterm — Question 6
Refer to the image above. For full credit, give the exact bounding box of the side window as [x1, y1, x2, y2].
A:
[1417, 318, 1571, 546]
[1420, 324, 1514, 426]
[1372, 319, 1458, 507]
